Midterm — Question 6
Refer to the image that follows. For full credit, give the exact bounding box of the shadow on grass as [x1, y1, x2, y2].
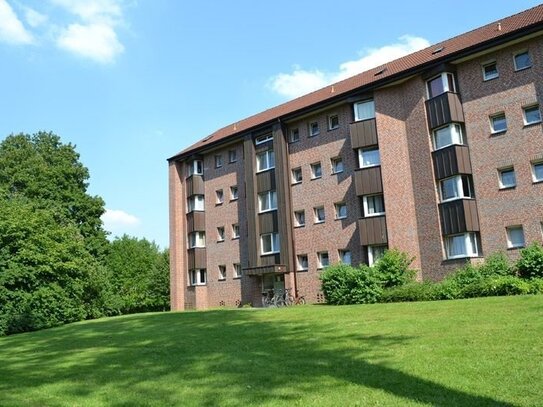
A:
[0, 309, 515, 406]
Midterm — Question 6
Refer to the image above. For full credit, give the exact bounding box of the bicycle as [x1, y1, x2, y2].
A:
[283, 288, 305, 306]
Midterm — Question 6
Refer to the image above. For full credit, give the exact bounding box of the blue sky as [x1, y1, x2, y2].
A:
[0, 0, 541, 248]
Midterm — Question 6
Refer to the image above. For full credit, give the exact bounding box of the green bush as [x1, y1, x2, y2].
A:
[374, 249, 416, 288]
[517, 242, 543, 279]
[460, 276, 531, 298]
[320, 263, 382, 305]
[528, 278, 543, 294]
[380, 283, 438, 303]
[478, 252, 514, 277]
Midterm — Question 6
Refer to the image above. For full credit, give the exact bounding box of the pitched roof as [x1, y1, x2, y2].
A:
[171, 4, 543, 160]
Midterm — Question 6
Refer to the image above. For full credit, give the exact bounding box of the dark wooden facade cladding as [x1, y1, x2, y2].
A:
[425, 92, 464, 130]
[358, 216, 388, 245]
[245, 264, 288, 276]
[186, 175, 205, 196]
[259, 211, 279, 234]
[439, 199, 480, 235]
[354, 166, 383, 196]
[188, 248, 207, 269]
[350, 119, 378, 148]
[256, 169, 276, 193]
[432, 145, 472, 180]
[186, 211, 205, 233]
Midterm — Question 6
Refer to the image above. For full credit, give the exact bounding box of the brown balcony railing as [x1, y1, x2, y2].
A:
[354, 166, 383, 196]
[350, 118, 378, 149]
[425, 92, 464, 130]
[432, 145, 472, 180]
[359, 216, 388, 245]
[439, 199, 480, 235]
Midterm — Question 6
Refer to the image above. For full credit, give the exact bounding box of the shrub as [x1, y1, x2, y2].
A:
[374, 248, 416, 288]
[528, 278, 543, 294]
[380, 283, 438, 303]
[460, 276, 531, 298]
[478, 252, 514, 277]
[517, 242, 543, 279]
[320, 263, 382, 305]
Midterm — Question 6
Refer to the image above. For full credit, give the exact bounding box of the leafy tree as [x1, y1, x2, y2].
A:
[517, 242, 543, 279]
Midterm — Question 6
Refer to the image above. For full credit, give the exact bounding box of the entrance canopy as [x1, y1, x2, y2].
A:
[244, 264, 289, 276]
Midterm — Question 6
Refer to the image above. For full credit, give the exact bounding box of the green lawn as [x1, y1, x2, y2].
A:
[1, 295, 542, 406]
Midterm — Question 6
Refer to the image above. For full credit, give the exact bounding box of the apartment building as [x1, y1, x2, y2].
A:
[168, 5, 543, 310]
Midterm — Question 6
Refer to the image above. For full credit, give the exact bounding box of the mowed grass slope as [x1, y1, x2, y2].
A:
[1, 296, 542, 407]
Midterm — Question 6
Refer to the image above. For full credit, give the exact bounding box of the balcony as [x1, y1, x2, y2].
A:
[432, 145, 472, 180]
[439, 199, 480, 235]
[245, 264, 288, 276]
[187, 247, 207, 269]
[425, 92, 464, 130]
[350, 118, 378, 149]
[186, 174, 204, 196]
[359, 216, 388, 245]
[186, 211, 205, 233]
[354, 166, 383, 196]
[256, 169, 276, 193]
[258, 211, 278, 234]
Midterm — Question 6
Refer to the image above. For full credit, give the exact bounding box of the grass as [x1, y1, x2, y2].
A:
[0, 295, 542, 406]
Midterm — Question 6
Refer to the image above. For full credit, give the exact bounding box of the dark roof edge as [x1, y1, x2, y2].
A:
[168, 21, 543, 162]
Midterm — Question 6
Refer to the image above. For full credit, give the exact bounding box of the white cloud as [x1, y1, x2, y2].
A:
[268, 35, 430, 99]
[101, 208, 141, 232]
[24, 7, 48, 28]
[0, 0, 34, 44]
[51, 0, 121, 23]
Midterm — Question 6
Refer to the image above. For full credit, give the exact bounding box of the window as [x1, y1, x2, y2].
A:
[328, 114, 339, 130]
[291, 167, 302, 184]
[490, 113, 507, 134]
[514, 51, 532, 71]
[232, 223, 240, 239]
[217, 226, 225, 242]
[189, 269, 207, 286]
[445, 233, 479, 259]
[331, 157, 344, 174]
[427, 72, 456, 99]
[506, 226, 525, 249]
[432, 124, 464, 150]
[310, 162, 322, 179]
[339, 250, 352, 265]
[187, 195, 204, 212]
[439, 175, 474, 202]
[335, 202, 347, 219]
[482, 61, 498, 80]
[354, 99, 375, 122]
[363, 194, 385, 217]
[218, 265, 226, 280]
[214, 155, 223, 168]
[532, 161, 543, 183]
[314, 206, 325, 223]
[523, 105, 541, 125]
[261, 233, 280, 255]
[309, 121, 320, 137]
[256, 150, 275, 172]
[294, 210, 305, 227]
[358, 147, 380, 168]
[188, 160, 203, 176]
[188, 232, 205, 248]
[297, 254, 308, 271]
[317, 251, 329, 269]
[498, 168, 516, 189]
[230, 186, 238, 200]
[289, 128, 300, 143]
[368, 245, 386, 265]
[228, 150, 237, 163]
[258, 190, 277, 213]
[215, 189, 224, 205]
[233, 263, 242, 278]
[255, 133, 273, 145]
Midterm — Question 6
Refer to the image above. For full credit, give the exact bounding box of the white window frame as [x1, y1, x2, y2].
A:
[314, 206, 325, 223]
[215, 189, 224, 205]
[328, 114, 339, 130]
[255, 133, 273, 145]
[228, 150, 237, 163]
[289, 128, 300, 143]
[310, 162, 322, 179]
[368, 245, 387, 266]
[354, 99, 375, 122]
[506, 226, 525, 249]
[523, 104, 542, 126]
[445, 233, 479, 259]
[490, 113, 507, 134]
[189, 269, 207, 286]
[482, 61, 498, 81]
[218, 265, 226, 280]
[426, 72, 456, 99]
[335, 202, 347, 219]
[297, 254, 309, 271]
[258, 190, 277, 213]
[358, 147, 381, 168]
[339, 249, 352, 265]
[291, 167, 302, 184]
[498, 167, 516, 189]
[294, 210, 305, 227]
[331, 157, 344, 174]
[309, 121, 320, 137]
[232, 223, 240, 239]
[532, 161, 543, 183]
[188, 231, 206, 248]
[514, 50, 532, 71]
[230, 186, 238, 200]
[363, 194, 385, 217]
[432, 123, 464, 150]
[317, 251, 329, 269]
[256, 150, 275, 172]
[187, 195, 205, 212]
[439, 175, 474, 202]
[188, 160, 203, 176]
[233, 263, 242, 278]
[217, 226, 225, 242]
[214, 155, 223, 168]
[260, 233, 280, 255]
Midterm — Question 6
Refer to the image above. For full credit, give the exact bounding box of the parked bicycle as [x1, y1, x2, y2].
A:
[261, 289, 286, 307]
